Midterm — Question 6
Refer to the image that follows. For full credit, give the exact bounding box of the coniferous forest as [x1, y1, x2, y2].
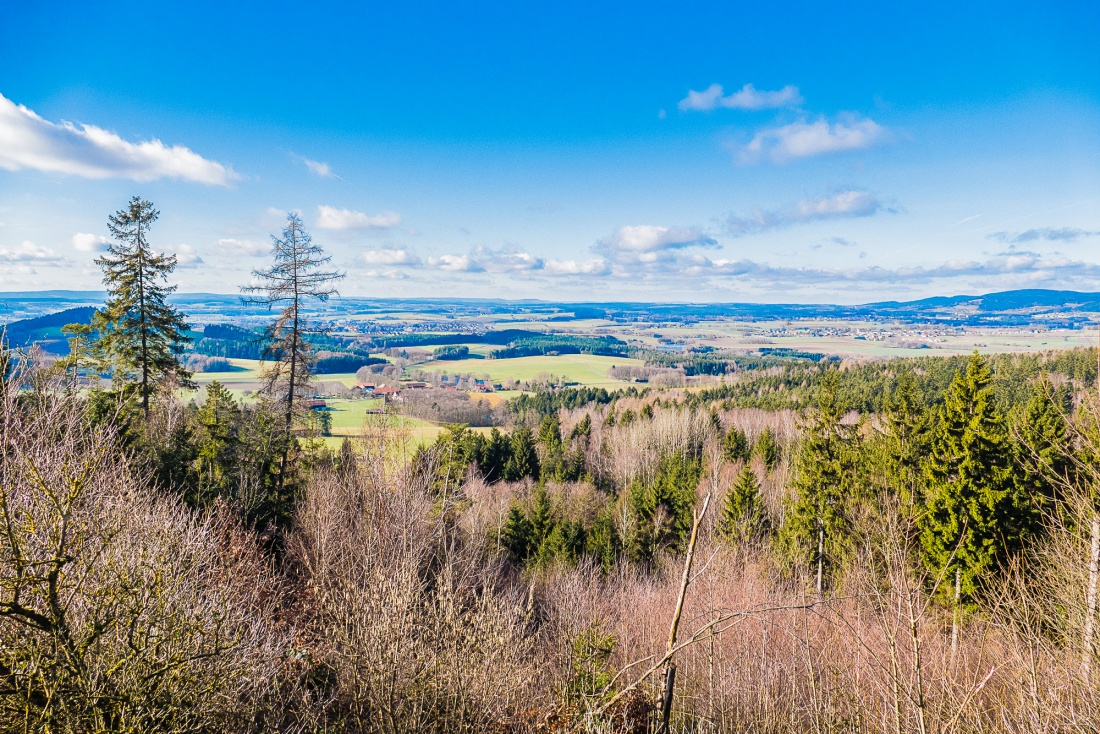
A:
[7, 200, 1100, 733]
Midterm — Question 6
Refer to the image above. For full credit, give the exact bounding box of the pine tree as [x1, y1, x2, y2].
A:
[241, 212, 343, 489]
[92, 197, 191, 417]
[919, 352, 1027, 616]
[718, 466, 767, 544]
[780, 371, 855, 594]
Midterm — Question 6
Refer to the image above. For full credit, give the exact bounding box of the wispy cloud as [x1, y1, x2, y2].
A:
[679, 83, 803, 112]
[988, 227, 1100, 244]
[302, 158, 333, 177]
[316, 205, 401, 231]
[740, 114, 890, 163]
[726, 190, 887, 236]
[0, 93, 238, 185]
[0, 241, 68, 264]
[72, 232, 109, 253]
[217, 238, 266, 256]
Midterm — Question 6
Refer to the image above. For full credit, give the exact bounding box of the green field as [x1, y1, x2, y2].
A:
[413, 353, 642, 387]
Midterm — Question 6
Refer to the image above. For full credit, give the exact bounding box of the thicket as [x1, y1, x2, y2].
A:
[8, 344, 1100, 731]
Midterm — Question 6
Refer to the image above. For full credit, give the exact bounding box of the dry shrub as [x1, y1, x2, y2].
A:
[0, 381, 292, 733]
[289, 435, 536, 733]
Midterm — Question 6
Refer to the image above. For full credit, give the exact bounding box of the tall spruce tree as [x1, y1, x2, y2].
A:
[92, 197, 191, 416]
[780, 370, 856, 595]
[718, 466, 767, 545]
[883, 369, 933, 509]
[242, 212, 343, 488]
[919, 352, 1027, 635]
[1013, 375, 1072, 517]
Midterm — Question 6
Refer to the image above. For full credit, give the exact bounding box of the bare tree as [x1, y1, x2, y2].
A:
[242, 212, 343, 487]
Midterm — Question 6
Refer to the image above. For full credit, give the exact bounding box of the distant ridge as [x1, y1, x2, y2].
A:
[3, 288, 1100, 332]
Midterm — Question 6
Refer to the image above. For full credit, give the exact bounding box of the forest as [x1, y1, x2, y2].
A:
[5, 198, 1100, 733]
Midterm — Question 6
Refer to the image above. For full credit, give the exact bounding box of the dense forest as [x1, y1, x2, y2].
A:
[6, 199, 1100, 733]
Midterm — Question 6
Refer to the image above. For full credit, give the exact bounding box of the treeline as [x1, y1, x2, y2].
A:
[489, 334, 628, 359]
[670, 347, 1100, 413]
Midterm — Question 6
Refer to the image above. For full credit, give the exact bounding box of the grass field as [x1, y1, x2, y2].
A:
[413, 353, 642, 387]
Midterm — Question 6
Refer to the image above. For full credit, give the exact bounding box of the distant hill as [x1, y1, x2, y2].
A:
[4, 288, 1100, 333]
[3, 306, 97, 354]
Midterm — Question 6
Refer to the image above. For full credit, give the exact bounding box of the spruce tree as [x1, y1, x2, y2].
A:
[1013, 375, 1072, 516]
[754, 427, 780, 470]
[505, 427, 540, 481]
[919, 352, 1027, 614]
[883, 369, 933, 508]
[718, 466, 767, 544]
[780, 370, 855, 594]
[241, 212, 343, 489]
[723, 426, 750, 464]
[195, 380, 241, 502]
[92, 196, 191, 417]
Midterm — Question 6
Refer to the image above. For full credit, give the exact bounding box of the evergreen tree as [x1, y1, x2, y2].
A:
[723, 426, 750, 464]
[480, 427, 512, 482]
[195, 380, 241, 502]
[883, 369, 933, 508]
[627, 452, 701, 566]
[718, 466, 767, 544]
[780, 371, 856, 594]
[1013, 375, 1072, 516]
[919, 352, 1027, 611]
[569, 413, 592, 441]
[754, 427, 780, 470]
[505, 427, 540, 481]
[91, 197, 191, 416]
[241, 212, 344, 491]
[501, 506, 534, 560]
[538, 415, 565, 479]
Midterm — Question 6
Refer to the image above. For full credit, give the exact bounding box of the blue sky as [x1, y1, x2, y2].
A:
[1, 1, 1098, 302]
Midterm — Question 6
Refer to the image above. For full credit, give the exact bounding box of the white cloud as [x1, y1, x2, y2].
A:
[360, 248, 421, 266]
[679, 83, 803, 112]
[726, 190, 886, 236]
[598, 225, 715, 254]
[170, 244, 203, 267]
[216, 238, 267, 256]
[316, 205, 401, 231]
[0, 240, 67, 264]
[0, 93, 238, 185]
[72, 232, 109, 253]
[303, 158, 332, 177]
[426, 254, 482, 272]
[472, 247, 544, 272]
[740, 114, 890, 163]
[543, 258, 611, 276]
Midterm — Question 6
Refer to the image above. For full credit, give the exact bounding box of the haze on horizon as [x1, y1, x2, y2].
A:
[0, 1, 1098, 305]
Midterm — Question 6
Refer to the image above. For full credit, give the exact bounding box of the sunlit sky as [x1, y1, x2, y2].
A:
[1, 1, 1098, 303]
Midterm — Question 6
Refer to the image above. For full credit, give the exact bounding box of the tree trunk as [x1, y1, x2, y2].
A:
[816, 523, 825, 599]
[951, 567, 961, 658]
[660, 495, 710, 734]
[1084, 514, 1100, 681]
